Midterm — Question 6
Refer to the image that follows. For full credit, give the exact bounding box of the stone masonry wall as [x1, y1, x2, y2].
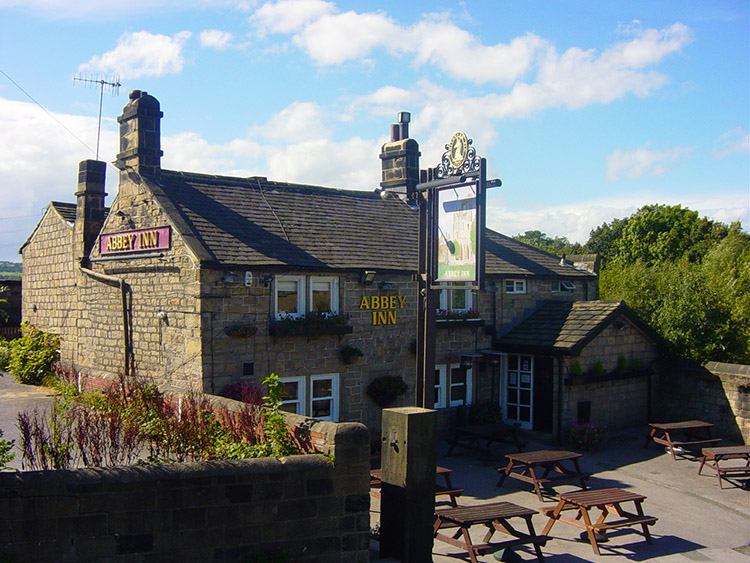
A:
[652, 361, 750, 444]
[558, 323, 658, 437]
[0, 415, 371, 563]
[21, 208, 78, 362]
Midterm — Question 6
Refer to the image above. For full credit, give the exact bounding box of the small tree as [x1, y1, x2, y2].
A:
[8, 324, 61, 385]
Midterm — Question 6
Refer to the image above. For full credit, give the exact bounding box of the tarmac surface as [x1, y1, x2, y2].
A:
[1, 373, 748, 561]
[371, 427, 750, 562]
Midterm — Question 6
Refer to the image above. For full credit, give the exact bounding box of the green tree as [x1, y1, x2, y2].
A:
[586, 204, 732, 266]
[513, 230, 583, 255]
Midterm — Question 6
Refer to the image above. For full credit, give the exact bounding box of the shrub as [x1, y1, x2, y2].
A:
[0, 340, 11, 370]
[567, 421, 607, 451]
[7, 323, 60, 385]
[0, 429, 14, 470]
[219, 381, 264, 404]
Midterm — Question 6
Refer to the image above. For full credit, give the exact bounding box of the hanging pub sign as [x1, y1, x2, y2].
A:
[431, 132, 486, 287]
[99, 226, 172, 255]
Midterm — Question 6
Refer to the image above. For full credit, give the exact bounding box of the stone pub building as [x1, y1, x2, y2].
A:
[21, 91, 659, 439]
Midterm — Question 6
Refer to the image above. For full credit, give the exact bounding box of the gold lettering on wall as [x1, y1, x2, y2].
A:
[361, 293, 405, 326]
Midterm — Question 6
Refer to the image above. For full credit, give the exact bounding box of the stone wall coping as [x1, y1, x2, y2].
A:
[703, 361, 750, 378]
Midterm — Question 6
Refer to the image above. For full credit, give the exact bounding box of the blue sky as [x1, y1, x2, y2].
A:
[0, 0, 748, 262]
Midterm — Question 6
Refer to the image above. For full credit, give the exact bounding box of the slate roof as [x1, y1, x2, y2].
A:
[493, 300, 657, 355]
[50, 201, 77, 223]
[148, 169, 595, 279]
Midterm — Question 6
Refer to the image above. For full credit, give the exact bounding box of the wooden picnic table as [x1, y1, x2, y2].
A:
[446, 422, 526, 462]
[496, 450, 591, 501]
[434, 501, 548, 563]
[370, 466, 464, 506]
[698, 445, 750, 489]
[645, 420, 721, 460]
[540, 488, 657, 556]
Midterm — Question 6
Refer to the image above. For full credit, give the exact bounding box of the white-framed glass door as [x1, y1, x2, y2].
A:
[505, 354, 533, 429]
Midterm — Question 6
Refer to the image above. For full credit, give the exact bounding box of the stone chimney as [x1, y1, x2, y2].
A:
[116, 90, 163, 181]
[74, 159, 107, 263]
[379, 112, 420, 199]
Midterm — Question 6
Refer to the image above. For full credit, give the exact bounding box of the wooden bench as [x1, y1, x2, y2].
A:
[447, 423, 526, 463]
[371, 466, 463, 506]
[540, 488, 657, 556]
[646, 421, 720, 460]
[698, 445, 750, 489]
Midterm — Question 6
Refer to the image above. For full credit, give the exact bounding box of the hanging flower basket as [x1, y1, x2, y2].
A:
[340, 344, 364, 364]
[366, 375, 409, 407]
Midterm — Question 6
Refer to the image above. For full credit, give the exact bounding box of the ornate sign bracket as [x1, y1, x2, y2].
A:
[436, 131, 482, 178]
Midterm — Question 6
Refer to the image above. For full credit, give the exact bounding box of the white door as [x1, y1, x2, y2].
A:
[505, 355, 533, 429]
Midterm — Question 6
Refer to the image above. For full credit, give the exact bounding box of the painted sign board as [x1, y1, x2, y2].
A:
[434, 180, 480, 283]
[99, 226, 171, 255]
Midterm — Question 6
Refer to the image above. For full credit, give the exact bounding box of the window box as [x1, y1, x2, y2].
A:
[269, 312, 353, 337]
[436, 318, 485, 329]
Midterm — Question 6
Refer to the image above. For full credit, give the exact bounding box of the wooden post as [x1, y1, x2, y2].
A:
[379, 407, 437, 562]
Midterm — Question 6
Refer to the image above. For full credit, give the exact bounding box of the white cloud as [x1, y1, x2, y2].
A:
[410, 19, 546, 85]
[78, 31, 192, 79]
[606, 144, 694, 181]
[293, 10, 401, 65]
[252, 0, 335, 34]
[713, 127, 750, 159]
[250, 101, 330, 143]
[199, 29, 234, 50]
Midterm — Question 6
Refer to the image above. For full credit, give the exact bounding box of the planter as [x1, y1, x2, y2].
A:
[436, 318, 485, 329]
[269, 324, 353, 337]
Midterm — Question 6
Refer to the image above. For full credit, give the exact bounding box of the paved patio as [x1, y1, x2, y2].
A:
[371, 429, 750, 562]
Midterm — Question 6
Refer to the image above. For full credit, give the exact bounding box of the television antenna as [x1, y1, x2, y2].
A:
[73, 74, 121, 160]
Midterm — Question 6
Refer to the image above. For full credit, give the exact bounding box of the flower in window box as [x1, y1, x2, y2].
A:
[269, 311, 351, 336]
[436, 308, 480, 321]
[366, 375, 409, 407]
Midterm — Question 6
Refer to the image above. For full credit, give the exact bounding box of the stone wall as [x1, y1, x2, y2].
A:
[652, 361, 750, 444]
[0, 413, 370, 563]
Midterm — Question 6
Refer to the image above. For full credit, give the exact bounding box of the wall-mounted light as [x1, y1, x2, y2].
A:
[360, 270, 376, 285]
[262, 274, 274, 287]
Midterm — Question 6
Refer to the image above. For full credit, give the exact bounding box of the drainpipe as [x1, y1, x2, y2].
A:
[80, 267, 132, 378]
[556, 355, 564, 445]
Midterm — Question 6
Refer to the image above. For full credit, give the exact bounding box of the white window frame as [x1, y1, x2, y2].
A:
[438, 282, 473, 313]
[310, 373, 339, 421]
[274, 275, 306, 319]
[308, 276, 339, 315]
[505, 279, 527, 294]
[278, 374, 340, 422]
[434, 363, 473, 409]
[551, 280, 576, 293]
[278, 375, 306, 415]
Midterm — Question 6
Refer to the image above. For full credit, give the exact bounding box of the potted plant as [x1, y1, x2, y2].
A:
[366, 375, 409, 407]
[340, 344, 364, 364]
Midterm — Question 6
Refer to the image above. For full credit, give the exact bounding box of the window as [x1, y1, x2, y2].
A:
[551, 280, 576, 293]
[434, 363, 473, 409]
[274, 275, 339, 319]
[505, 279, 526, 294]
[278, 374, 339, 421]
[438, 282, 473, 312]
[309, 276, 339, 314]
[279, 376, 305, 415]
[275, 276, 305, 318]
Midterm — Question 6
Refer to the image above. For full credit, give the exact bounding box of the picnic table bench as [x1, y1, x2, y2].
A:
[540, 488, 657, 556]
[434, 501, 548, 562]
[645, 420, 721, 460]
[370, 466, 464, 506]
[497, 450, 591, 501]
[446, 422, 526, 462]
[698, 445, 750, 489]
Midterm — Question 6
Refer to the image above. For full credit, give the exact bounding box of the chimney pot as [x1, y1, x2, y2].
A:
[390, 124, 400, 142]
[129, 90, 141, 100]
